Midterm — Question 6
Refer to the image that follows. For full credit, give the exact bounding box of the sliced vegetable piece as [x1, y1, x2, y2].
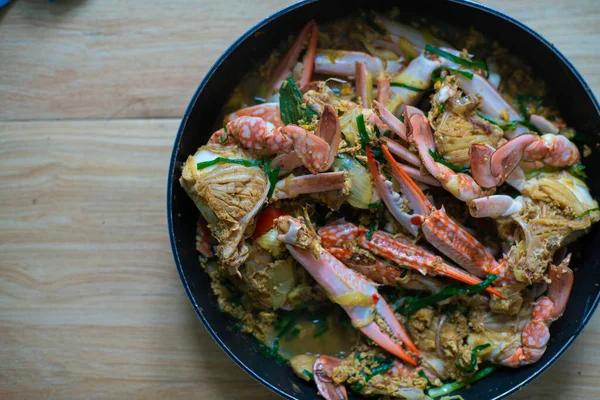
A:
[390, 82, 424, 92]
[356, 114, 370, 149]
[425, 44, 487, 71]
[197, 157, 262, 170]
[569, 163, 587, 180]
[333, 154, 377, 209]
[269, 259, 296, 309]
[256, 228, 286, 258]
[398, 274, 497, 315]
[455, 343, 491, 373]
[429, 150, 471, 174]
[580, 207, 600, 217]
[279, 78, 318, 125]
[252, 205, 284, 240]
[432, 66, 474, 80]
[428, 366, 496, 398]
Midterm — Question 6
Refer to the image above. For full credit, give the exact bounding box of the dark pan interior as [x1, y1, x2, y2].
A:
[167, 1, 600, 398]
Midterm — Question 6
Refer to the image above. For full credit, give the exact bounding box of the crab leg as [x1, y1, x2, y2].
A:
[299, 22, 319, 90]
[355, 61, 373, 108]
[275, 216, 419, 364]
[268, 21, 316, 94]
[318, 223, 501, 296]
[377, 73, 391, 106]
[379, 144, 500, 281]
[360, 232, 501, 296]
[273, 172, 346, 200]
[470, 133, 581, 188]
[373, 100, 407, 140]
[327, 247, 445, 292]
[371, 137, 442, 186]
[381, 136, 421, 167]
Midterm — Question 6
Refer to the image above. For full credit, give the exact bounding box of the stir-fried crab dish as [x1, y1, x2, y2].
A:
[180, 12, 598, 399]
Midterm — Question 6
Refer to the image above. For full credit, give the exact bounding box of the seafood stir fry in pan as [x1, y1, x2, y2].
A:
[180, 12, 598, 399]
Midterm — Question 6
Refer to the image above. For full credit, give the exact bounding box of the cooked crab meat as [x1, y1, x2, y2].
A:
[180, 143, 270, 272]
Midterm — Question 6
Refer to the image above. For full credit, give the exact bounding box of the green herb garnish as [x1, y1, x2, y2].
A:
[455, 343, 490, 373]
[262, 159, 280, 200]
[476, 112, 520, 131]
[373, 125, 382, 138]
[432, 66, 474, 80]
[398, 274, 497, 315]
[366, 219, 377, 240]
[425, 45, 487, 71]
[370, 145, 384, 162]
[364, 358, 395, 382]
[196, 157, 262, 170]
[313, 318, 329, 338]
[390, 82, 424, 92]
[279, 78, 317, 125]
[516, 95, 544, 121]
[437, 103, 445, 113]
[357, 114, 370, 149]
[429, 150, 470, 173]
[351, 383, 365, 392]
[580, 207, 600, 217]
[428, 366, 496, 398]
[302, 369, 314, 380]
[418, 370, 433, 388]
[368, 202, 383, 209]
[569, 163, 587, 180]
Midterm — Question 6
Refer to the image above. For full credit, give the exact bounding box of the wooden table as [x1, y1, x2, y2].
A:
[1, 0, 598, 398]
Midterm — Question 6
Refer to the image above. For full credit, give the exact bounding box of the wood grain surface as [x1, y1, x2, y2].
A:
[0, 0, 598, 399]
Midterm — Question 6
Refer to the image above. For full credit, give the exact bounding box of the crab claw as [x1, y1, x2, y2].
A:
[359, 231, 501, 295]
[327, 247, 446, 293]
[313, 356, 348, 400]
[470, 142, 524, 188]
[275, 216, 419, 365]
[271, 105, 341, 175]
[222, 117, 330, 174]
[374, 145, 502, 296]
[470, 133, 580, 188]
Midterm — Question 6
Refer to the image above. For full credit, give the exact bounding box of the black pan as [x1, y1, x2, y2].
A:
[167, 1, 600, 398]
